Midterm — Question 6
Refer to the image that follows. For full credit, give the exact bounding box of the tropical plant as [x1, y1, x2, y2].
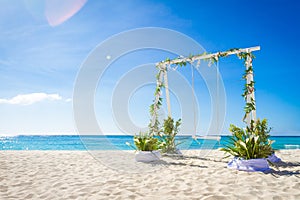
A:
[157, 117, 182, 153]
[219, 51, 276, 160]
[221, 119, 274, 159]
[126, 132, 160, 151]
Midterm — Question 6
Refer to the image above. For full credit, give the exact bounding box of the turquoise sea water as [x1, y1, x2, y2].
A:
[1, 135, 300, 150]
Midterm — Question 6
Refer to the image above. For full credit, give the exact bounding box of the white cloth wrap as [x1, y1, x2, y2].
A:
[228, 157, 270, 172]
[267, 153, 281, 163]
[135, 151, 161, 162]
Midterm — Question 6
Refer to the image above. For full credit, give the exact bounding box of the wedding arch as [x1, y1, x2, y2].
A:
[149, 46, 260, 136]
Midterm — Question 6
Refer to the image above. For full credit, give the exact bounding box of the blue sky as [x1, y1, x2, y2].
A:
[0, 0, 299, 136]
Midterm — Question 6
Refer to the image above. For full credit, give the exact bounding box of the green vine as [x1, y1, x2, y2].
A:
[237, 52, 256, 123]
[149, 66, 165, 135]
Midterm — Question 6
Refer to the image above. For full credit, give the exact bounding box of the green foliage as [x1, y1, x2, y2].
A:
[228, 48, 240, 52]
[131, 132, 160, 151]
[243, 100, 256, 121]
[157, 117, 182, 153]
[210, 56, 219, 64]
[149, 69, 165, 135]
[218, 52, 229, 57]
[165, 57, 171, 62]
[237, 52, 255, 61]
[242, 81, 255, 100]
[238, 51, 256, 122]
[178, 61, 187, 67]
[128, 117, 182, 153]
[221, 119, 274, 160]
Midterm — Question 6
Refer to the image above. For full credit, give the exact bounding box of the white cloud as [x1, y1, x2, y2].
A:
[65, 98, 72, 102]
[0, 93, 65, 105]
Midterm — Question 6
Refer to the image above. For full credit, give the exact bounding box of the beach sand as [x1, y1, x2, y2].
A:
[1, 150, 300, 200]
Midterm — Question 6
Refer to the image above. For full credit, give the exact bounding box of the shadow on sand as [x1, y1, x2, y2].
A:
[150, 159, 208, 168]
[265, 161, 300, 177]
[147, 153, 229, 169]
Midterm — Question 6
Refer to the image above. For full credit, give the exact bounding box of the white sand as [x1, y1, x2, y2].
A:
[1, 150, 300, 200]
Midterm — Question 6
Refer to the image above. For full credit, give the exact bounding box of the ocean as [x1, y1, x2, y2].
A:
[1, 135, 300, 150]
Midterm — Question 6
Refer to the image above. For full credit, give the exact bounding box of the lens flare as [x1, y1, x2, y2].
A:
[24, 0, 87, 26]
[45, 0, 87, 26]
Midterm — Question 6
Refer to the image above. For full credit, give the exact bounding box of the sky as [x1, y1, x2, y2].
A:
[0, 0, 299, 136]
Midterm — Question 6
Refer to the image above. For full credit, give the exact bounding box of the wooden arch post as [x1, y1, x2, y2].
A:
[245, 49, 258, 126]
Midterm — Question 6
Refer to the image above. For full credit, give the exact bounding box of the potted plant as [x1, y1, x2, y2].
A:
[126, 132, 161, 162]
[221, 119, 279, 172]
